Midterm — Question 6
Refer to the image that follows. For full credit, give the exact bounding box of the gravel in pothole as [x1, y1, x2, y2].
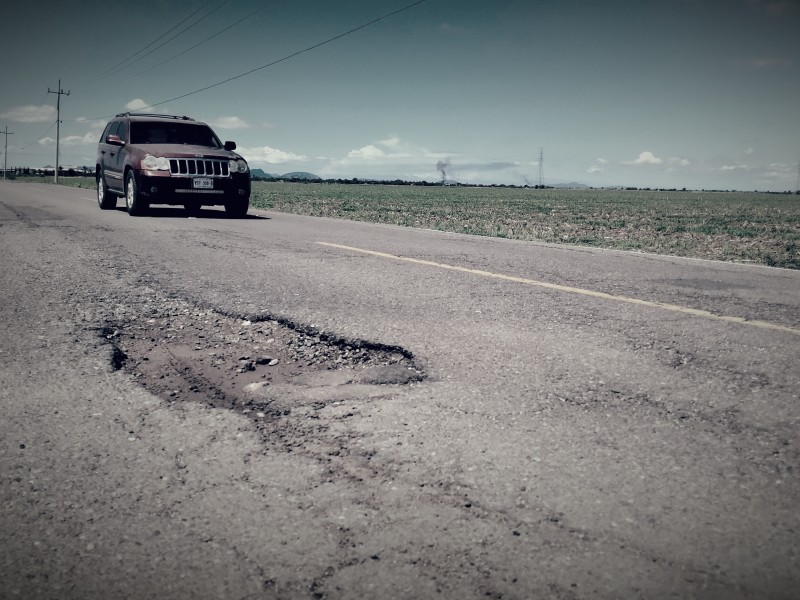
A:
[103, 306, 424, 421]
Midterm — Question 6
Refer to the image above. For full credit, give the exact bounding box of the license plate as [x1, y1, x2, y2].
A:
[193, 178, 213, 189]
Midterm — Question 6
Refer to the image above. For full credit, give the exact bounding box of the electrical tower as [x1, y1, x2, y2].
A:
[2, 126, 13, 180]
[537, 147, 544, 188]
[48, 79, 70, 184]
[795, 161, 800, 194]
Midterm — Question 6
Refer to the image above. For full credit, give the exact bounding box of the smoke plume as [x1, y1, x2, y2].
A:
[436, 158, 451, 182]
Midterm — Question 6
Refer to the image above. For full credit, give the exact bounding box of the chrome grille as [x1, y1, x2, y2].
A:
[169, 158, 229, 177]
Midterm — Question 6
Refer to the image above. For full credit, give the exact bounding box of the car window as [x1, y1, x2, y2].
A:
[102, 121, 121, 141]
[130, 122, 222, 148]
[116, 121, 128, 143]
[100, 123, 113, 142]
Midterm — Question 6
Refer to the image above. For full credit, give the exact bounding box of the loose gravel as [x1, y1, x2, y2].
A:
[101, 295, 425, 438]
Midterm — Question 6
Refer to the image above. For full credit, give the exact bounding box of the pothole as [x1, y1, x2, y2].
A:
[100, 301, 425, 425]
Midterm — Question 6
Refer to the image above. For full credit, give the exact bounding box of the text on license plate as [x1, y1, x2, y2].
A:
[193, 178, 213, 189]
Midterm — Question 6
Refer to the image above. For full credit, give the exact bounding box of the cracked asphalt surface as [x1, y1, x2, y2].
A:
[1, 181, 799, 599]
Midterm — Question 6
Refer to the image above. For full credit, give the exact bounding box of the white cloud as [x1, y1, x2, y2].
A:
[623, 151, 663, 165]
[597, 158, 609, 164]
[238, 145, 307, 165]
[62, 132, 98, 146]
[744, 147, 754, 155]
[378, 136, 403, 150]
[37, 130, 97, 147]
[720, 162, 792, 181]
[207, 116, 250, 130]
[347, 144, 386, 160]
[587, 165, 604, 174]
[125, 99, 149, 111]
[345, 136, 415, 160]
[75, 116, 107, 131]
[339, 136, 436, 165]
[668, 157, 691, 167]
[0, 105, 56, 123]
[765, 162, 792, 177]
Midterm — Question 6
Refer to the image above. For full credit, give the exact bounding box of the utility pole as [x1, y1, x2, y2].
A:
[48, 79, 70, 184]
[2, 126, 13, 180]
[795, 161, 800, 194]
[537, 147, 544, 188]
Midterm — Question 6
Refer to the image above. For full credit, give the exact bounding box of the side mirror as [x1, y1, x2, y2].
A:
[224, 141, 237, 151]
[107, 134, 125, 146]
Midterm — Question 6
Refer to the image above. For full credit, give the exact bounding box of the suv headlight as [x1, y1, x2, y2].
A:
[141, 155, 170, 171]
[229, 159, 248, 174]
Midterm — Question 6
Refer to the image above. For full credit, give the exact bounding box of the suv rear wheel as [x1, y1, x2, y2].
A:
[97, 169, 116, 210]
[125, 171, 149, 216]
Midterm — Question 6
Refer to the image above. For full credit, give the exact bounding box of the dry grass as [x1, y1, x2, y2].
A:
[251, 183, 800, 269]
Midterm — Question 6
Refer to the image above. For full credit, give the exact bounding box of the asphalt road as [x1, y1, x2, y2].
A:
[1, 180, 798, 599]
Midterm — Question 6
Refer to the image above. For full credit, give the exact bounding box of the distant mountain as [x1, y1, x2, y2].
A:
[281, 171, 322, 181]
[250, 168, 277, 179]
[250, 170, 322, 181]
[552, 182, 591, 189]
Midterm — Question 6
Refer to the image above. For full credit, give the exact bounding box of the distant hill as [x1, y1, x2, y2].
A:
[250, 169, 322, 181]
[281, 172, 322, 181]
[552, 182, 591, 189]
[250, 168, 277, 179]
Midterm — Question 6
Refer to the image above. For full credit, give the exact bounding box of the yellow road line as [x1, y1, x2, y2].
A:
[317, 242, 800, 337]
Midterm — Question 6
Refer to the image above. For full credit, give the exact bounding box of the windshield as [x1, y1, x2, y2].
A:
[130, 122, 222, 148]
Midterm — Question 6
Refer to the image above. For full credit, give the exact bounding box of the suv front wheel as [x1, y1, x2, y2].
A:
[224, 198, 249, 218]
[125, 171, 149, 216]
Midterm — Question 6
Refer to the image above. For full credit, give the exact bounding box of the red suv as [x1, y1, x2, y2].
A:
[96, 113, 251, 217]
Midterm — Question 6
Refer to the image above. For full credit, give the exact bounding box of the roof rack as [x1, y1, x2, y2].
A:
[114, 112, 195, 121]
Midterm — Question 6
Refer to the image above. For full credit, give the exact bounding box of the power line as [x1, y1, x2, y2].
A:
[129, 2, 275, 79]
[110, 0, 232, 78]
[79, 0, 219, 88]
[10, 90, 56, 150]
[18, 119, 56, 152]
[96, 0, 431, 117]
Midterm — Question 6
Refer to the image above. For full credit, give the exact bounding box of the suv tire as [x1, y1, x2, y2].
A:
[184, 203, 203, 217]
[97, 169, 116, 210]
[224, 199, 249, 218]
[125, 171, 149, 216]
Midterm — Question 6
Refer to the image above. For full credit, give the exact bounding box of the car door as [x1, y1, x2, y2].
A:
[100, 121, 126, 192]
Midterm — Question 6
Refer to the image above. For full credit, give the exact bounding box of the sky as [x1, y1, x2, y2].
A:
[1, 0, 798, 191]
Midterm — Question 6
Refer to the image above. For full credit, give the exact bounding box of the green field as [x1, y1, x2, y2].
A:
[250, 182, 799, 270]
[19, 176, 800, 269]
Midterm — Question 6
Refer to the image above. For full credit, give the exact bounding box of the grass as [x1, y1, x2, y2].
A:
[13, 176, 800, 269]
[250, 182, 800, 269]
[13, 175, 97, 190]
